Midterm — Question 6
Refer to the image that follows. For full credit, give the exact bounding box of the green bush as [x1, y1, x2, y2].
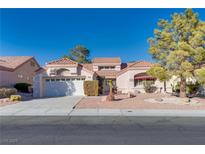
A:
[84, 80, 99, 96]
[14, 83, 32, 93]
[172, 82, 200, 95]
[10, 95, 21, 101]
[172, 82, 180, 93]
[186, 82, 200, 95]
[143, 81, 157, 93]
[0, 88, 17, 98]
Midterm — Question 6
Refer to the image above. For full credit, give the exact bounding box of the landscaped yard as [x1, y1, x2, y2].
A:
[0, 98, 19, 107]
[76, 93, 205, 110]
[0, 92, 33, 107]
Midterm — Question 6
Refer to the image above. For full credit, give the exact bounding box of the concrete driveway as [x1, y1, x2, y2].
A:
[0, 96, 82, 116]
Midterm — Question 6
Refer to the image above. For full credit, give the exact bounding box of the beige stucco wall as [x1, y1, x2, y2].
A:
[116, 71, 130, 93]
[46, 65, 78, 76]
[33, 64, 95, 97]
[0, 59, 39, 87]
[92, 63, 121, 71]
[80, 69, 94, 80]
[116, 67, 173, 94]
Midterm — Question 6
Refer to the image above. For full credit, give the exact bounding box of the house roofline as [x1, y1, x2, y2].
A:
[0, 56, 40, 72]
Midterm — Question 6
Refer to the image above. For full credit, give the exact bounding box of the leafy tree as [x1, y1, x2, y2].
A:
[66, 45, 91, 63]
[147, 64, 170, 91]
[148, 9, 205, 97]
[195, 67, 205, 85]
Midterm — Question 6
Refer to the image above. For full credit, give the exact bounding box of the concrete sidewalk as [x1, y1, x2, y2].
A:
[69, 109, 205, 117]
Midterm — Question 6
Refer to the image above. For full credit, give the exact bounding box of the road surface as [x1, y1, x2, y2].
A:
[1, 116, 205, 144]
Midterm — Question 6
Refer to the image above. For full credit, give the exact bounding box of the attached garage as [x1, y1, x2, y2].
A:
[33, 76, 85, 97]
[44, 77, 85, 97]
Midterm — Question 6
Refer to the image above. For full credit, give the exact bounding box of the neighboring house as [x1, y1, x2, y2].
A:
[34, 57, 171, 97]
[0, 56, 40, 87]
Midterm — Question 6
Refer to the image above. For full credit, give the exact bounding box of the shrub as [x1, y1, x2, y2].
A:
[84, 80, 99, 96]
[186, 82, 200, 95]
[10, 95, 21, 101]
[172, 82, 200, 95]
[14, 83, 32, 93]
[143, 81, 157, 93]
[0, 88, 17, 98]
[172, 82, 180, 93]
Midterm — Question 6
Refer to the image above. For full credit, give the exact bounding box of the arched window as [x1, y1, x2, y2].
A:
[56, 68, 70, 76]
[134, 72, 156, 86]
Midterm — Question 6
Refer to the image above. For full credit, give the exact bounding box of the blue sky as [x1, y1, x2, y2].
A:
[0, 8, 205, 66]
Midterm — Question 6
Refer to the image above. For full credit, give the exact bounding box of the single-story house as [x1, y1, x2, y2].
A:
[0, 56, 41, 87]
[33, 57, 172, 97]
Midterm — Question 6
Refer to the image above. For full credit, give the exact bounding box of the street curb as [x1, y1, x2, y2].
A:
[69, 109, 205, 117]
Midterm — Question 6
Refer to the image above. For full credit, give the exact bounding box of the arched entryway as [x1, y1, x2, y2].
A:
[56, 68, 70, 76]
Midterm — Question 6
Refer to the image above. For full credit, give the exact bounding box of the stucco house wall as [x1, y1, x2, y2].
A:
[117, 67, 172, 94]
[0, 58, 40, 87]
[116, 71, 130, 93]
[46, 65, 78, 76]
[33, 64, 95, 97]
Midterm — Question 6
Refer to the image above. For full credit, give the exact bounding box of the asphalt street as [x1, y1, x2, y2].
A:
[1, 116, 205, 145]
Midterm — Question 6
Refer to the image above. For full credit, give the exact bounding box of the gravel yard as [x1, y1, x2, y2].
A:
[76, 93, 205, 110]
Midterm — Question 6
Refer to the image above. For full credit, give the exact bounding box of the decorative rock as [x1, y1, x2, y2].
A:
[145, 97, 201, 106]
[155, 98, 163, 102]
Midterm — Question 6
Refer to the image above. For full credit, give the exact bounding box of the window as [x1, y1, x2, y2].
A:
[66, 78, 70, 81]
[46, 79, 50, 82]
[61, 79, 65, 81]
[56, 79, 60, 81]
[134, 79, 155, 87]
[134, 80, 143, 86]
[99, 66, 115, 70]
[51, 79, 55, 82]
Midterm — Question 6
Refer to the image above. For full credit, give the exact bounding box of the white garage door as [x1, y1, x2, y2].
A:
[44, 78, 85, 97]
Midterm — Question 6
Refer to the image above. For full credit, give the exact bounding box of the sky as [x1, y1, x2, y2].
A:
[0, 8, 205, 66]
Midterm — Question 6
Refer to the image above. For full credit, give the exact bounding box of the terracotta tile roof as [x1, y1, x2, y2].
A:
[129, 61, 153, 67]
[0, 56, 33, 71]
[127, 62, 135, 66]
[47, 57, 78, 65]
[96, 70, 119, 78]
[92, 57, 121, 63]
[117, 61, 153, 77]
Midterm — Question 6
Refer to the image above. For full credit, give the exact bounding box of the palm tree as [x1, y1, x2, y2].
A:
[106, 80, 114, 101]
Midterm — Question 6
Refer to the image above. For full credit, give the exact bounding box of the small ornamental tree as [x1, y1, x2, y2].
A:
[143, 80, 156, 93]
[147, 64, 170, 91]
[148, 9, 205, 98]
[106, 80, 114, 101]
